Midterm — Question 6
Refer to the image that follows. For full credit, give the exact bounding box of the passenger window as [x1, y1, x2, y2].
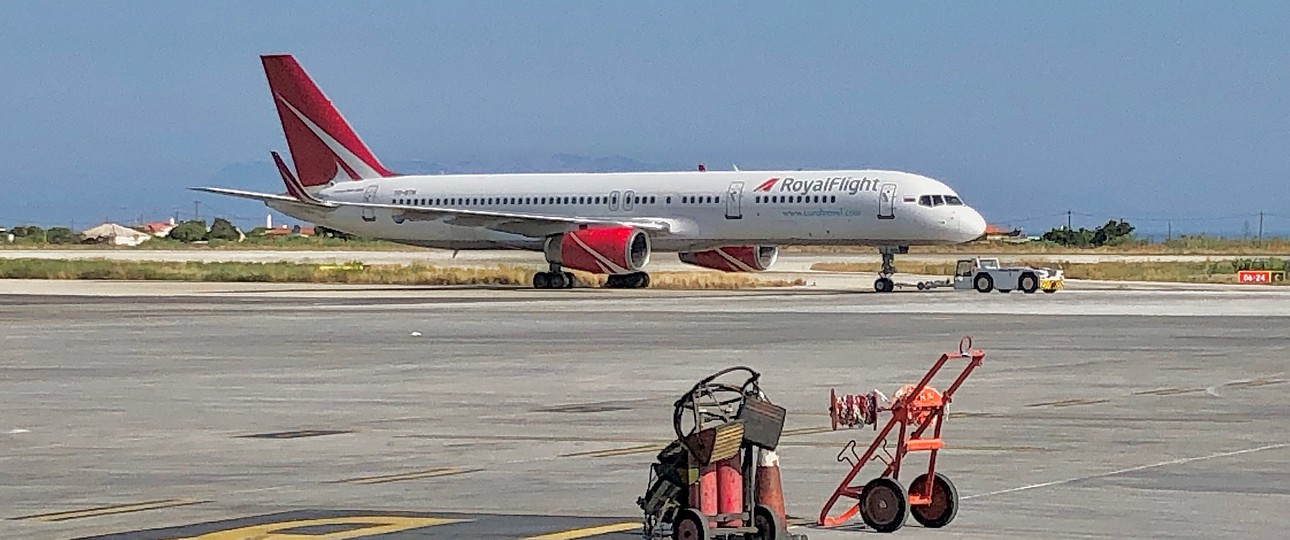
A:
[666, 196, 672, 204]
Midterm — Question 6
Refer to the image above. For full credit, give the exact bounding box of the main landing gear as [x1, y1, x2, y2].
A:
[873, 246, 906, 293]
[533, 263, 575, 289]
[532, 265, 652, 289]
[605, 272, 650, 289]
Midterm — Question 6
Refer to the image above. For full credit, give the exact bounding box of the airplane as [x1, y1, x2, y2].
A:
[195, 54, 988, 292]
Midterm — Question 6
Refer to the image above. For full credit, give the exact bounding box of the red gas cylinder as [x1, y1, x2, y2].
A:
[716, 451, 743, 526]
[689, 461, 718, 525]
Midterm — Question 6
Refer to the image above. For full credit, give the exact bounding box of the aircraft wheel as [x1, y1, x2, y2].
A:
[533, 272, 550, 289]
[563, 272, 575, 288]
[874, 277, 894, 293]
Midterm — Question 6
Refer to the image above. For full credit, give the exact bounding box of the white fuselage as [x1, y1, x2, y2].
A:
[270, 169, 987, 252]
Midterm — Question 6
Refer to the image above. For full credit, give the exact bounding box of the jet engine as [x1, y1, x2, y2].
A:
[544, 227, 651, 274]
[677, 245, 779, 272]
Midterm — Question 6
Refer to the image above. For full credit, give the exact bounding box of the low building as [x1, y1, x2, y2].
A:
[81, 223, 153, 246]
[261, 225, 315, 237]
[983, 224, 1025, 242]
[137, 218, 176, 238]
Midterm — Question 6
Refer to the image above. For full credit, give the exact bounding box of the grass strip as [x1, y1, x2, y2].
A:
[0, 259, 806, 289]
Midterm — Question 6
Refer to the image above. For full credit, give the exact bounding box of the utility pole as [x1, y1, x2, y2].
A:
[1258, 211, 1264, 240]
[1067, 210, 1072, 230]
[1167, 221, 1172, 242]
[193, 200, 201, 221]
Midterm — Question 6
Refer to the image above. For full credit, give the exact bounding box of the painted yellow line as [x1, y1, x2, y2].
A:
[520, 521, 641, 540]
[560, 444, 665, 458]
[1133, 387, 1203, 396]
[170, 516, 465, 540]
[560, 426, 836, 459]
[341, 467, 476, 485]
[781, 425, 834, 436]
[14, 498, 204, 522]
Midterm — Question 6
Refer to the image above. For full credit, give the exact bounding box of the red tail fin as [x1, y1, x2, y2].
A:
[261, 54, 395, 188]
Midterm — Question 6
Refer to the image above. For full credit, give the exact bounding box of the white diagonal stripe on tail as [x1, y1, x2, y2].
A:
[277, 95, 384, 180]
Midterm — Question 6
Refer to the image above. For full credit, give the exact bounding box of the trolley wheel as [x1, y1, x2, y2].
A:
[859, 477, 908, 533]
[909, 472, 959, 528]
[672, 508, 709, 540]
[745, 504, 783, 540]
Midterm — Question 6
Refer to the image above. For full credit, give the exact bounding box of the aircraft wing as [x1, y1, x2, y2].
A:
[191, 187, 336, 207]
[190, 187, 688, 238]
[341, 200, 685, 238]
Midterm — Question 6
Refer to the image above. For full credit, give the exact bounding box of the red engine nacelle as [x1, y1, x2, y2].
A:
[544, 227, 651, 274]
[677, 245, 779, 272]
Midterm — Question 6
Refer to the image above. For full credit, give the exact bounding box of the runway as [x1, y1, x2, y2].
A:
[3, 281, 1289, 539]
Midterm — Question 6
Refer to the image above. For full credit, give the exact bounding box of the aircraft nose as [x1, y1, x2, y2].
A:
[959, 208, 987, 242]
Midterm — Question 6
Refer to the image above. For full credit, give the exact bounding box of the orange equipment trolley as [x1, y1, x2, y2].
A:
[817, 337, 985, 533]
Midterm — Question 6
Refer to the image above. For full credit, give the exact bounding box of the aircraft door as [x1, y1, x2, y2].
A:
[878, 183, 896, 220]
[624, 190, 635, 211]
[725, 181, 744, 220]
[362, 185, 378, 222]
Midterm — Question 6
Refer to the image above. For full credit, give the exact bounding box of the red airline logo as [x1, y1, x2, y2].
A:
[753, 178, 780, 192]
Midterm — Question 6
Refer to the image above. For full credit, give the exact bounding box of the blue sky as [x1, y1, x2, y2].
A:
[1, 1, 1287, 236]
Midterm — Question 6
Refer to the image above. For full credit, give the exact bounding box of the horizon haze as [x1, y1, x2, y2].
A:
[2, 2, 1287, 238]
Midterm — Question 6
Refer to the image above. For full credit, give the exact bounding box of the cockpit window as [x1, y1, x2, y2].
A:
[945, 195, 963, 205]
[932, 195, 944, 206]
[918, 195, 932, 207]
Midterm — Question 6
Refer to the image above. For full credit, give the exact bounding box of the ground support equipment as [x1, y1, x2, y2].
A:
[637, 367, 804, 540]
[816, 337, 985, 533]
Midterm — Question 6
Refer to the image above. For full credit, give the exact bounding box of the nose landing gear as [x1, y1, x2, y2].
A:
[873, 246, 905, 293]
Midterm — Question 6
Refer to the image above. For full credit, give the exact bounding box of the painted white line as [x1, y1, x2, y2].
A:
[963, 442, 1290, 501]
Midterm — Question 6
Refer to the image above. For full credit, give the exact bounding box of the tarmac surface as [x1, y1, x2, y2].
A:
[3, 278, 1290, 539]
